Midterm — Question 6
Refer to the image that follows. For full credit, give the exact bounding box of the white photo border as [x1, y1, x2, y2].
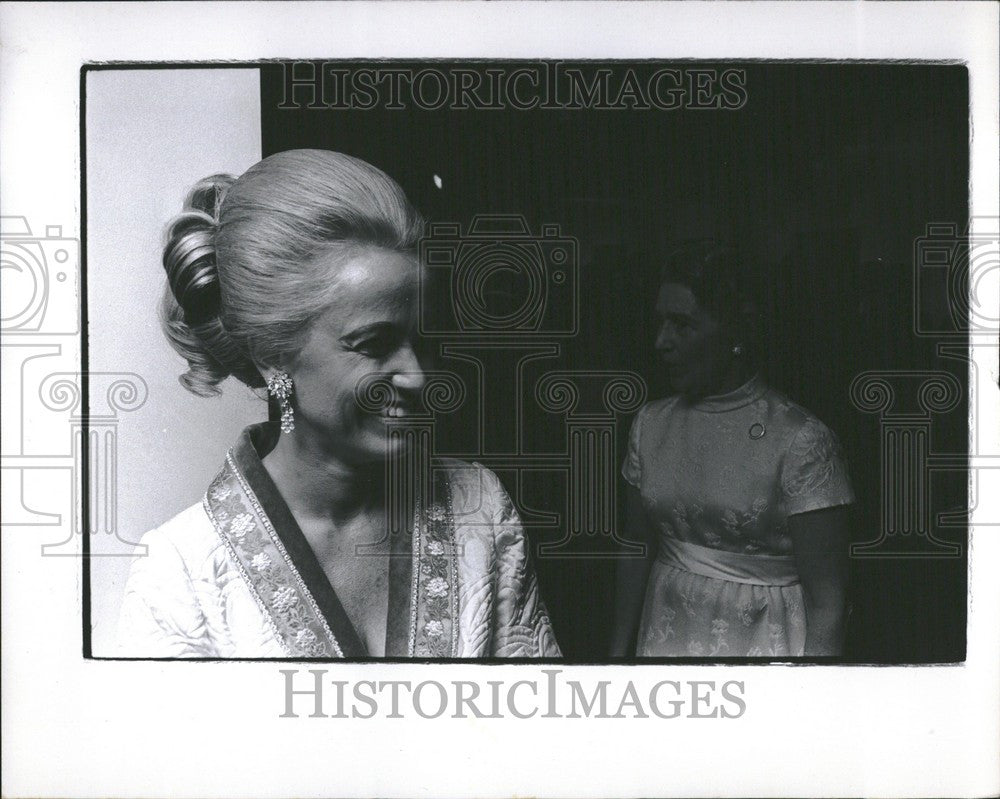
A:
[1, 2, 997, 798]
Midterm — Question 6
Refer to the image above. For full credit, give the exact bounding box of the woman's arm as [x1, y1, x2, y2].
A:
[788, 505, 850, 657]
[610, 485, 657, 657]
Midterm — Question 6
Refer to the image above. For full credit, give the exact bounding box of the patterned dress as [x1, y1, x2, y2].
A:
[622, 375, 854, 657]
[118, 423, 560, 658]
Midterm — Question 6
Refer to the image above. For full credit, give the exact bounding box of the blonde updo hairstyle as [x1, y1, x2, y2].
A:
[161, 149, 424, 396]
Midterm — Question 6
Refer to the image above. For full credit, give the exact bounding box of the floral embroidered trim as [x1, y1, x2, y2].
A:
[204, 492, 285, 651]
[446, 484, 460, 656]
[407, 499, 422, 656]
[411, 476, 459, 658]
[203, 453, 342, 658]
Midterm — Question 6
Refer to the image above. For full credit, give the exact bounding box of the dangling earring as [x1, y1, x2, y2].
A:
[731, 344, 744, 357]
[267, 371, 295, 433]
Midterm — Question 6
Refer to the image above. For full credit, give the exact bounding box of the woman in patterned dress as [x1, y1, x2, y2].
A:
[118, 150, 559, 659]
[611, 241, 854, 658]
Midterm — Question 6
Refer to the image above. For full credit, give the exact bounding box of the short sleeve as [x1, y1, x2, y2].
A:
[620, 405, 646, 488]
[780, 417, 855, 516]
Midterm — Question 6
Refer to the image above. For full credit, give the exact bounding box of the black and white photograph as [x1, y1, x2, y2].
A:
[86, 60, 970, 664]
[2, 3, 998, 798]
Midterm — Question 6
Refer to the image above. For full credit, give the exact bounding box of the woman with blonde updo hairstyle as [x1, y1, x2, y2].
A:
[119, 150, 560, 659]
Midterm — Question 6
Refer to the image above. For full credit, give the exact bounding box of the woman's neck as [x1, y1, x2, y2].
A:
[710, 361, 756, 396]
[262, 425, 380, 524]
[683, 359, 756, 403]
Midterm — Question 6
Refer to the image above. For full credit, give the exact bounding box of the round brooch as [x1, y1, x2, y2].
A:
[749, 422, 766, 440]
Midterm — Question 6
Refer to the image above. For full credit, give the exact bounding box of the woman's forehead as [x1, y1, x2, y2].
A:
[337, 248, 414, 283]
[656, 282, 699, 315]
[313, 247, 420, 327]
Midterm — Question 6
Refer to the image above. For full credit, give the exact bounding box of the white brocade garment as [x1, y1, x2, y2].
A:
[622, 376, 854, 657]
[118, 424, 561, 659]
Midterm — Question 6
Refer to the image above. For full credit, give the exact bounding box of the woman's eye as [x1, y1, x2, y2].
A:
[355, 334, 402, 359]
[661, 318, 693, 335]
[357, 339, 393, 358]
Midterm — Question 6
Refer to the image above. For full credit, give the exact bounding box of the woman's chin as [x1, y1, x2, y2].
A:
[384, 435, 414, 458]
[365, 422, 416, 458]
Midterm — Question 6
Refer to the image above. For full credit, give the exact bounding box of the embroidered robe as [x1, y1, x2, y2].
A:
[118, 424, 560, 659]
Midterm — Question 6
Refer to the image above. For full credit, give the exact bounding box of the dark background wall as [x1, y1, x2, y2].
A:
[261, 62, 968, 663]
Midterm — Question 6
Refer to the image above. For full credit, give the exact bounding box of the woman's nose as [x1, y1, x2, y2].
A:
[390, 343, 426, 394]
[655, 324, 675, 352]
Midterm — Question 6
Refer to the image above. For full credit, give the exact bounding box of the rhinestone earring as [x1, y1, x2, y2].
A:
[267, 371, 295, 433]
[731, 344, 744, 357]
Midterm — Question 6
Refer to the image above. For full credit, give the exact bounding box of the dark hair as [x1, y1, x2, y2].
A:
[650, 239, 762, 356]
[160, 150, 424, 397]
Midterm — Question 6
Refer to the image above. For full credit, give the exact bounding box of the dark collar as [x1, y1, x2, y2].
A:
[230, 423, 370, 657]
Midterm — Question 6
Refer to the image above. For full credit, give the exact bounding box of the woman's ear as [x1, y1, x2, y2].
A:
[258, 356, 295, 384]
[257, 363, 293, 399]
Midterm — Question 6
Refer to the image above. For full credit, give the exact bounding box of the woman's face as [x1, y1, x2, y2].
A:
[654, 282, 735, 398]
[285, 247, 426, 465]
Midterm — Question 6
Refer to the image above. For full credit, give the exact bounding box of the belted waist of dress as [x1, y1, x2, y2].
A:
[657, 536, 800, 586]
